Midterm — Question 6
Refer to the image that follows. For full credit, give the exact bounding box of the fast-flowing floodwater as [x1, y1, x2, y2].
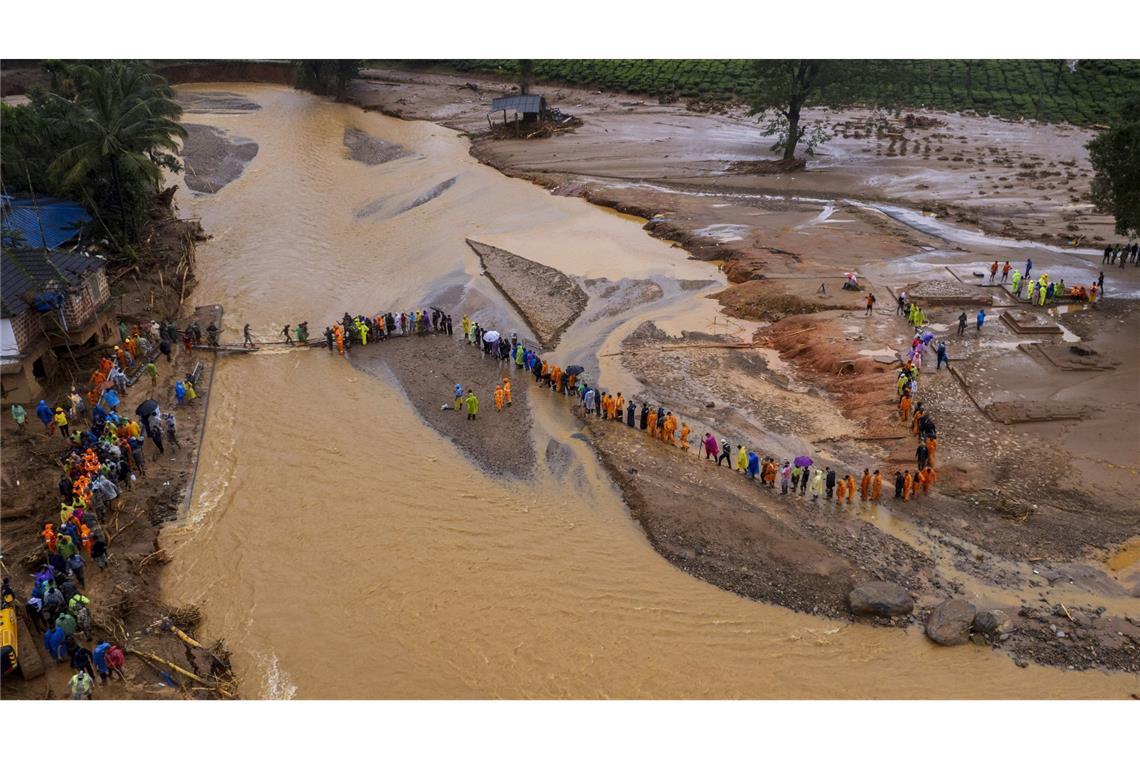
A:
[161, 84, 1136, 699]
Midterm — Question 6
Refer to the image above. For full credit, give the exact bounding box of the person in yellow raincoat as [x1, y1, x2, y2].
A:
[678, 422, 691, 450]
[735, 444, 748, 472]
[464, 391, 479, 421]
[646, 407, 658, 435]
[614, 393, 625, 421]
[662, 413, 677, 445]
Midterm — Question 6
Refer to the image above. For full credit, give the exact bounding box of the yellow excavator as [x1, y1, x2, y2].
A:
[1, 577, 45, 681]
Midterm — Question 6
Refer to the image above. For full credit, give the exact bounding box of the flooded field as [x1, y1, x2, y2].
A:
[161, 84, 1137, 699]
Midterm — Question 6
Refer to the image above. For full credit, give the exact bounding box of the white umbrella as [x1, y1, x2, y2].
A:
[483, 330, 500, 343]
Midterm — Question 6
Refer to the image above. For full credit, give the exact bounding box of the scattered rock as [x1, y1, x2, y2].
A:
[849, 582, 914, 618]
[974, 609, 1013, 635]
[925, 599, 977, 646]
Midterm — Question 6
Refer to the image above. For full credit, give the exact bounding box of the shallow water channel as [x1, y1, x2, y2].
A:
[161, 84, 1135, 699]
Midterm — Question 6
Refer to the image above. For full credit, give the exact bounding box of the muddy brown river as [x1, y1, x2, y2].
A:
[161, 84, 1135, 698]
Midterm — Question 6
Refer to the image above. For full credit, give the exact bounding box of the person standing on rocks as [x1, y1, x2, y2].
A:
[464, 390, 479, 421]
[1010, 268, 1022, 297]
[936, 341, 949, 370]
[989, 260, 998, 283]
[957, 311, 967, 337]
[865, 292, 876, 316]
[1001, 261, 1011, 283]
[976, 309, 986, 332]
[243, 324, 255, 349]
[917, 440, 930, 470]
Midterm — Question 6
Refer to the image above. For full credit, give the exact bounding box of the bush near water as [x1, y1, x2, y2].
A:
[390, 59, 1140, 126]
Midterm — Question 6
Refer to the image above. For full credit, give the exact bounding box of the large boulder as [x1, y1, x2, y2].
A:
[926, 599, 977, 645]
[974, 609, 1013, 635]
[849, 582, 914, 618]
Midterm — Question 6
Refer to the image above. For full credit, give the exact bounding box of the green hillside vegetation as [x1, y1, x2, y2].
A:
[391, 59, 1140, 126]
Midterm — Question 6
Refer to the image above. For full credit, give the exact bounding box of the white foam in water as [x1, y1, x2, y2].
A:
[260, 651, 297, 700]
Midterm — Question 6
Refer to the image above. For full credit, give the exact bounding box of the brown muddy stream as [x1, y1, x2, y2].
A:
[161, 84, 1134, 698]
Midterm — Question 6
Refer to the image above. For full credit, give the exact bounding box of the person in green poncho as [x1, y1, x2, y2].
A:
[465, 391, 479, 421]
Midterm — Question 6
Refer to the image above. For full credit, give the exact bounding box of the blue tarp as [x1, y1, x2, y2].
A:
[2, 196, 90, 250]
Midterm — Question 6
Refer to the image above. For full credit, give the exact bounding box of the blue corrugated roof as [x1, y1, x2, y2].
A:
[2, 196, 90, 250]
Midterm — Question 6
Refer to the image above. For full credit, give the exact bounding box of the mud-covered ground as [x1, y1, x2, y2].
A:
[466, 240, 588, 349]
[180, 123, 259, 194]
[347, 332, 535, 478]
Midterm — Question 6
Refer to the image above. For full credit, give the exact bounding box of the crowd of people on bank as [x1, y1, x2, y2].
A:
[435, 307, 941, 509]
[4, 318, 194, 698]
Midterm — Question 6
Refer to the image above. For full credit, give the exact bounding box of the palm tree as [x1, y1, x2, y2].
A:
[46, 62, 186, 247]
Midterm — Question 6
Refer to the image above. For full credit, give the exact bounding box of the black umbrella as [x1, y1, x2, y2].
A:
[135, 400, 158, 420]
[566, 365, 585, 376]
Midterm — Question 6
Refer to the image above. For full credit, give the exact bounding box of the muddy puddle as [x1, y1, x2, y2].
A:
[161, 84, 1137, 698]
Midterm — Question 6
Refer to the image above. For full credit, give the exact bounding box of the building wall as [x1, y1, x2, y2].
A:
[2, 310, 41, 356]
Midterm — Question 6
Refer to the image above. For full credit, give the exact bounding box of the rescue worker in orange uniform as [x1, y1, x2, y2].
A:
[494, 384, 504, 412]
[871, 470, 883, 501]
[860, 468, 871, 501]
[845, 473, 856, 504]
[836, 478, 847, 503]
[614, 393, 625, 422]
[920, 465, 936, 495]
[662, 412, 677, 444]
[899, 392, 911, 423]
[679, 422, 691, 450]
[42, 522, 58, 553]
[925, 436, 937, 466]
[911, 469, 923, 499]
[502, 378, 512, 407]
[646, 407, 658, 436]
[911, 406, 925, 437]
[902, 470, 913, 502]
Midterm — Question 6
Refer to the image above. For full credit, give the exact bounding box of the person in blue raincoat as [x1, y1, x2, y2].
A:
[36, 400, 54, 433]
[175, 380, 186, 405]
[746, 450, 760, 480]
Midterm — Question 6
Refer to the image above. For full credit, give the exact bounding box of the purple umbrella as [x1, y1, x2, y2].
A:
[794, 455, 813, 468]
